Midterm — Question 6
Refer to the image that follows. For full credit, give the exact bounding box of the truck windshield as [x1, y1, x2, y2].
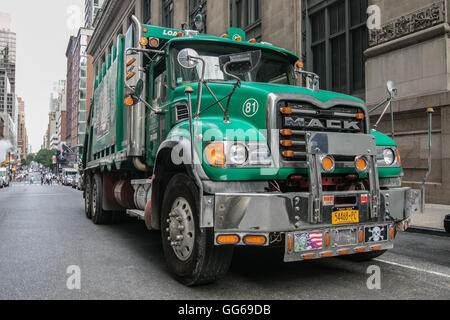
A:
[170, 42, 296, 87]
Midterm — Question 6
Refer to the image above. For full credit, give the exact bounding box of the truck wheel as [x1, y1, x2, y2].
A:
[160, 174, 233, 286]
[91, 174, 112, 225]
[84, 174, 92, 219]
[342, 250, 387, 262]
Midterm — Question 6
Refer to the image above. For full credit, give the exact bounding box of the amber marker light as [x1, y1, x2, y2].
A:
[126, 72, 135, 80]
[296, 61, 304, 69]
[355, 247, 366, 253]
[321, 155, 335, 173]
[390, 226, 395, 240]
[177, 31, 184, 37]
[283, 151, 295, 158]
[321, 252, 333, 258]
[217, 235, 240, 244]
[281, 107, 293, 115]
[397, 148, 402, 166]
[355, 113, 365, 120]
[143, 28, 148, 33]
[221, 34, 228, 38]
[124, 96, 135, 107]
[325, 233, 331, 247]
[359, 230, 364, 243]
[243, 235, 267, 245]
[338, 249, 350, 255]
[355, 156, 368, 172]
[302, 253, 316, 260]
[139, 37, 149, 46]
[280, 140, 293, 147]
[236, 36, 242, 41]
[249, 38, 256, 43]
[288, 237, 293, 252]
[280, 129, 293, 136]
[371, 245, 382, 251]
[205, 143, 226, 167]
[127, 58, 136, 66]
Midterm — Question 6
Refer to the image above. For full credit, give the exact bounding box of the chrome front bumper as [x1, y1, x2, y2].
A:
[211, 187, 420, 246]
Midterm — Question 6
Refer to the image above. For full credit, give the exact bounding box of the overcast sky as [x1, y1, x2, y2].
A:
[0, 0, 84, 153]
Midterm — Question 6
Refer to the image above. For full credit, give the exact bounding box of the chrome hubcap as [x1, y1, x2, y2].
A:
[166, 197, 195, 261]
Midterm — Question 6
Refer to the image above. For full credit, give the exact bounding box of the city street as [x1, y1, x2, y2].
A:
[0, 182, 449, 300]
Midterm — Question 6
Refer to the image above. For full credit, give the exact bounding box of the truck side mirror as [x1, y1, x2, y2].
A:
[219, 50, 261, 75]
[177, 48, 200, 69]
[135, 79, 144, 98]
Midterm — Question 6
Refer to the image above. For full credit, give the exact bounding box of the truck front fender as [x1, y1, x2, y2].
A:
[150, 137, 207, 230]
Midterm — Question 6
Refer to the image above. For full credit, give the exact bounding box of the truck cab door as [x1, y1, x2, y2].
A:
[148, 59, 169, 160]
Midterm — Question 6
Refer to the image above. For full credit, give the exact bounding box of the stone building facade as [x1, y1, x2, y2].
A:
[86, 0, 450, 204]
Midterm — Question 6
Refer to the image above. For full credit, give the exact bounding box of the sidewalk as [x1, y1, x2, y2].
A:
[409, 204, 449, 236]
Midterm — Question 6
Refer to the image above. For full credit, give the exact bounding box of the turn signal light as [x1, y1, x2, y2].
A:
[355, 247, 366, 253]
[359, 230, 364, 243]
[397, 148, 402, 166]
[355, 156, 368, 172]
[205, 143, 226, 167]
[217, 235, 240, 244]
[139, 37, 149, 46]
[243, 235, 267, 245]
[281, 107, 293, 115]
[280, 129, 293, 136]
[321, 155, 335, 173]
[371, 245, 382, 251]
[283, 151, 295, 158]
[288, 237, 293, 252]
[280, 140, 293, 147]
[355, 113, 365, 120]
[338, 249, 350, 255]
[390, 227, 395, 240]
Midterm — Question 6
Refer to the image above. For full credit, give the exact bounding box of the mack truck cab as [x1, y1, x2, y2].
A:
[83, 16, 422, 286]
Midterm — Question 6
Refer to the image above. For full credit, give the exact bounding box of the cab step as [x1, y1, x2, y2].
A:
[126, 209, 145, 220]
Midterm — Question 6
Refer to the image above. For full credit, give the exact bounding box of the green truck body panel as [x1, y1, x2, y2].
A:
[86, 25, 402, 181]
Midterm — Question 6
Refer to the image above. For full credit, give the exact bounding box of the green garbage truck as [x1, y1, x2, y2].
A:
[82, 15, 421, 286]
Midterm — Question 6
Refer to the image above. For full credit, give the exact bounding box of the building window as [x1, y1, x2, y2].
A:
[230, 0, 261, 41]
[162, 0, 174, 28]
[306, 0, 368, 95]
[189, 0, 207, 33]
[143, 0, 151, 24]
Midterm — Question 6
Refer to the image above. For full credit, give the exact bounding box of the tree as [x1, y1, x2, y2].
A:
[24, 154, 35, 166]
[34, 149, 55, 169]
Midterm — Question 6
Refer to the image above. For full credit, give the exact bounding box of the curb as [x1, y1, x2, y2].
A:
[406, 226, 450, 237]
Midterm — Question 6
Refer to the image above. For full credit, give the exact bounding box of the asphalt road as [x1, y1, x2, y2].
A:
[0, 182, 449, 300]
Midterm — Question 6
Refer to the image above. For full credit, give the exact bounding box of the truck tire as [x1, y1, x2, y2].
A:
[84, 174, 92, 219]
[342, 250, 387, 262]
[91, 173, 112, 225]
[160, 174, 233, 286]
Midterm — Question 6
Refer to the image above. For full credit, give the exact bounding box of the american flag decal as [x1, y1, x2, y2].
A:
[294, 232, 323, 252]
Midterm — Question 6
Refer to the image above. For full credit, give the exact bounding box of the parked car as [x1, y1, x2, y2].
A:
[0, 168, 10, 188]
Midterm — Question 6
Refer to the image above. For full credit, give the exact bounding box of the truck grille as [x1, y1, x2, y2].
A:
[277, 101, 366, 162]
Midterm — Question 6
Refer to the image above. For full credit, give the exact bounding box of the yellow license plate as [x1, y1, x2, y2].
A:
[332, 208, 359, 225]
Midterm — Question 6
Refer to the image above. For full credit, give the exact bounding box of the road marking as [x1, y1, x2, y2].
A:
[374, 258, 450, 279]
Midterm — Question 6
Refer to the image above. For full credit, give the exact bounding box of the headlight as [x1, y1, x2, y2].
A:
[204, 141, 271, 168]
[228, 143, 248, 165]
[383, 148, 395, 166]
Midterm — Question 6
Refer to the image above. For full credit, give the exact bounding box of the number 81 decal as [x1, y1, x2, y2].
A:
[243, 98, 259, 118]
